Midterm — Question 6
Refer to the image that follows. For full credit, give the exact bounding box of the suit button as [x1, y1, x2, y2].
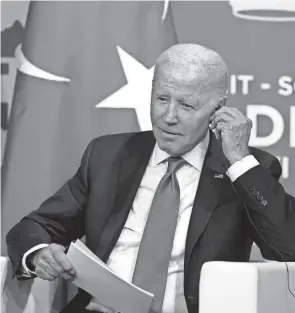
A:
[261, 200, 267, 206]
[249, 184, 255, 191]
[253, 190, 260, 196]
[257, 195, 263, 201]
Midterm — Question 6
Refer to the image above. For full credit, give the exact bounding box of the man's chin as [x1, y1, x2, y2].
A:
[157, 141, 181, 156]
[153, 128, 183, 155]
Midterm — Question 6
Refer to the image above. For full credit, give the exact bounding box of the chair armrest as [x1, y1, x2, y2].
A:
[199, 261, 295, 313]
[1, 257, 10, 293]
[1, 256, 65, 313]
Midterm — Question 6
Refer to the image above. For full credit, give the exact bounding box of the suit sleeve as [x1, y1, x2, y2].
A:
[233, 155, 295, 261]
[6, 139, 96, 279]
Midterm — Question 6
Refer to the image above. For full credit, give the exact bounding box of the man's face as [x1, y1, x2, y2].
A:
[151, 65, 218, 156]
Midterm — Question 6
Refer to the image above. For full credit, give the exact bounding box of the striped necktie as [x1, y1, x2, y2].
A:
[132, 156, 186, 313]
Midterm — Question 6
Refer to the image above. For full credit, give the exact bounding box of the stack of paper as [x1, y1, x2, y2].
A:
[66, 239, 154, 313]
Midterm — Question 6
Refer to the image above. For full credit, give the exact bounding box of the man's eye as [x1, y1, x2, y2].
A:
[157, 96, 168, 102]
[181, 102, 193, 109]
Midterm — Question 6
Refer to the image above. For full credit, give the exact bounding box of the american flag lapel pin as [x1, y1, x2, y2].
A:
[214, 173, 224, 178]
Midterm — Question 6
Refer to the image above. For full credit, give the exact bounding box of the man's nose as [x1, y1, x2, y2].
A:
[163, 102, 178, 124]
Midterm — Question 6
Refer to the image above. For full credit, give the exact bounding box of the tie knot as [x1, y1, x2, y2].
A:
[167, 156, 186, 174]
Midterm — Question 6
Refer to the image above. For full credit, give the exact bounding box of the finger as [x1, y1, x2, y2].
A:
[42, 255, 73, 280]
[35, 263, 57, 281]
[93, 301, 116, 313]
[39, 258, 60, 277]
[50, 245, 76, 275]
[209, 108, 231, 123]
[211, 113, 233, 128]
[210, 116, 231, 130]
[214, 107, 239, 119]
[43, 251, 65, 274]
[35, 269, 56, 281]
[215, 122, 229, 133]
[40, 248, 75, 280]
[61, 272, 74, 280]
[44, 266, 59, 280]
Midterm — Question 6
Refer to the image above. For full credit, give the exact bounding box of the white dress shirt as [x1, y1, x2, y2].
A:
[22, 132, 259, 313]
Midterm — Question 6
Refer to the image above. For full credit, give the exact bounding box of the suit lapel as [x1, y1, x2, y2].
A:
[184, 131, 229, 271]
[96, 131, 155, 260]
[113, 132, 155, 217]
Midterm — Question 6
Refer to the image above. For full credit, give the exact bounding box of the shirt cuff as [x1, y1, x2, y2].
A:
[22, 243, 49, 276]
[226, 155, 259, 182]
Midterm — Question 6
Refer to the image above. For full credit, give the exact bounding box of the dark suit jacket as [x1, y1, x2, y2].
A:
[6, 130, 295, 313]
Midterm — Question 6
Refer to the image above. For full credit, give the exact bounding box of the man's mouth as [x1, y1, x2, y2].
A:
[158, 127, 181, 136]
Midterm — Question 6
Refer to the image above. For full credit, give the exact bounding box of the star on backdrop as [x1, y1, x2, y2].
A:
[96, 46, 155, 131]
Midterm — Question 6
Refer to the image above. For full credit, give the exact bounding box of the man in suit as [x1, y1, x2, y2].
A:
[6, 43, 295, 313]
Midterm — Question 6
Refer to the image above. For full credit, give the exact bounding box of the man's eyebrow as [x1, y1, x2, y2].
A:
[181, 97, 200, 108]
[155, 92, 169, 96]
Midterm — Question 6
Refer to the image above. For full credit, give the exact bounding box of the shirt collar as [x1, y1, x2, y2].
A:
[150, 130, 210, 171]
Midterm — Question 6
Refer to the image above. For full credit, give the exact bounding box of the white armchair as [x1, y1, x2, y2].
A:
[1, 245, 295, 313]
[199, 245, 295, 313]
[0, 256, 67, 313]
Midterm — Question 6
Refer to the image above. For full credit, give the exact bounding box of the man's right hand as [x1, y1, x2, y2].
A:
[29, 243, 76, 281]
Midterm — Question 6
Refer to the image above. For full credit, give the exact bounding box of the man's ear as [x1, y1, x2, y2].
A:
[211, 96, 227, 113]
[219, 96, 227, 107]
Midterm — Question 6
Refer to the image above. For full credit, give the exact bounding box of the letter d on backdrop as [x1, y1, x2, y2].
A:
[247, 104, 284, 147]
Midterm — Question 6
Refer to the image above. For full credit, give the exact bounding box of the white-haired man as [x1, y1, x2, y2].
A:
[7, 44, 295, 313]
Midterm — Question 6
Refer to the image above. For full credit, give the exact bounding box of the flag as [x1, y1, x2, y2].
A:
[2, 0, 177, 254]
[1, 1, 177, 309]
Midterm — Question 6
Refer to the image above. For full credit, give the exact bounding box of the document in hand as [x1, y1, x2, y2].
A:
[66, 239, 154, 313]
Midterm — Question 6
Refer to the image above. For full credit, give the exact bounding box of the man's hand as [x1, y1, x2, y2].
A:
[30, 243, 76, 281]
[86, 299, 118, 313]
[210, 107, 252, 164]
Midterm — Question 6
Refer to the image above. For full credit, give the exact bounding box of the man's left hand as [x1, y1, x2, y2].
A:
[210, 107, 252, 165]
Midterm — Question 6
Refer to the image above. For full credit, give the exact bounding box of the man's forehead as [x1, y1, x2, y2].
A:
[155, 80, 199, 94]
[154, 69, 207, 94]
[155, 80, 211, 106]
[154, 75, 221, 107]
